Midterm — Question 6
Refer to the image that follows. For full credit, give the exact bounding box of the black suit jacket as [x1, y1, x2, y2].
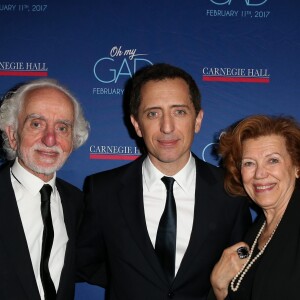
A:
[77, 154, 251, 300]
[235, 186, 300, 300]
[0, 162, 83, 300]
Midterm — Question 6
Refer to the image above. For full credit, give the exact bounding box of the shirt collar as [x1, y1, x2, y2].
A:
[143, 153, 195, 193]
[11, 158, 56, 197]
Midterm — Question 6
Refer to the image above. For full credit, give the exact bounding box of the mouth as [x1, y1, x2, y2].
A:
[35, 150, 61, 163]
[158, 139, 179, 147]
[37, 150, 59, 156]
[254, 183, 276, 192]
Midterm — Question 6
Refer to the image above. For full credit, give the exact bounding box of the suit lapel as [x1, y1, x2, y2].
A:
[175, 157, 218, 283]
[0, 164, 40, 299]
[118, 157, 168, 285]
[117, 156, 219, 286]
[55, 180, 75, 298]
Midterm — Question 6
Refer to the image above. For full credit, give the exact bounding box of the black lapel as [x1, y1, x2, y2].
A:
[117, 157, 168, 285]
[0, 163, 40, 299]
[55, 179, 77, 297]
[175, 156, 219, 283]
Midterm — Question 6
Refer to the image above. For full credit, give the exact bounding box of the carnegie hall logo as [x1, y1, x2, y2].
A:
[89, 144, 141, 160]
[202, 66, 270, 83]
[92, 46, 153, 96]
[0, 61, 48, 77]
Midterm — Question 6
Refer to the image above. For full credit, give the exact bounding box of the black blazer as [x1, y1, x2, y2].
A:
[0, 162, 83, 300]
[237, 186, 300, 300]
[77, 154, 251, 300]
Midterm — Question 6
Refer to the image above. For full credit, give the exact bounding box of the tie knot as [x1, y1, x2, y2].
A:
[40, 184, 52, 202]
[161, 176, 175, 191]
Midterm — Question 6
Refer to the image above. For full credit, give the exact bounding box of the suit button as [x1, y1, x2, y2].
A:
[168, 291, 174, 298]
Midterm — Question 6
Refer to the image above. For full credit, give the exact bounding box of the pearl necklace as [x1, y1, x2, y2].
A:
[230, 219, 280, 292]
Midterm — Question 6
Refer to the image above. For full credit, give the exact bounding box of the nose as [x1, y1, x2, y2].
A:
[160, 114, 174, 134]
[41, 126, 57, 147]
[254, 164, 268, 179]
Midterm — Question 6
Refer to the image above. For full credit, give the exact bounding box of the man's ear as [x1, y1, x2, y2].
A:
[195, 109, 204, 133]
[5, 126, 18, 150]
[130, 115, 143, 138]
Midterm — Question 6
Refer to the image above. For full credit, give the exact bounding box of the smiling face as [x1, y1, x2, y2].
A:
[130, 78, 203, 175]
[241, 135, 298, 213]
[6, 87, 74, 182]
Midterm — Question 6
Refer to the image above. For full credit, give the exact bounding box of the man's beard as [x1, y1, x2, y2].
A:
[17, 143, 68, 176]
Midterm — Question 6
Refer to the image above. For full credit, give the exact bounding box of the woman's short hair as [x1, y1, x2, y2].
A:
[219, 115, 300, 196]
[0, 78, 90, 160]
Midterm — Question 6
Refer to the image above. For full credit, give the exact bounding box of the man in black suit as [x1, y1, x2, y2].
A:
[77, 63, 251, 299]
[0, 78, 89, 300]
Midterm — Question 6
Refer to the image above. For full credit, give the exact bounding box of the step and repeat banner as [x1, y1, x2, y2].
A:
[1, 0, 299, 299]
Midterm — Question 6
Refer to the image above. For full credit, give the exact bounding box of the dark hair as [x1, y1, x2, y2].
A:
[129, 63, 201, 118]
[219, 115, 300, 196]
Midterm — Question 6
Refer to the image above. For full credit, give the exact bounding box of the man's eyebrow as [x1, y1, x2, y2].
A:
[24, 114, 73, 126]
[57, 119, 73, 127]
[143, 104, 190, 112]
[171, 104, 190, 108]
[24, 114, 44, 124]
[142, 106, 161, 112]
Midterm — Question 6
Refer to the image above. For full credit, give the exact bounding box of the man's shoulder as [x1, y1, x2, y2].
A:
[87, 155, 144, 180]
[56, 177, 82, 194]
[0, 160, 13, 173]
[193, 153, 225, 179]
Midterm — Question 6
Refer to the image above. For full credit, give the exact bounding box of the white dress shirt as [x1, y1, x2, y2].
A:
[143, 154, 196, 275]
[11, 158, 68, 299]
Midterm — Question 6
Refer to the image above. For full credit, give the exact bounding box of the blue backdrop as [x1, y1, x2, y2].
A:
[1, 0, 299, 298]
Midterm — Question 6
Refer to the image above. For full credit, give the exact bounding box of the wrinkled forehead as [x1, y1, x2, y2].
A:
[20, 87, 75, 120]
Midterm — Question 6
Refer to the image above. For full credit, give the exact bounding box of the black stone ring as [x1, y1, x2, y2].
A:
[237, 246, 249, 259]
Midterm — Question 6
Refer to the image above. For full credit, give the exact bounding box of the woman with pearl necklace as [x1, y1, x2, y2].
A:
[209, 115, 300, 300]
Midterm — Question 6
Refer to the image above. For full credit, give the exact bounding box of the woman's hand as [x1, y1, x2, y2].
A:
[210, 242, 250, 300]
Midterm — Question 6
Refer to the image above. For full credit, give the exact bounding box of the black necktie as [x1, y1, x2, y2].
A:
[40, 184, 56, 300]
[155, 176, 177, 282]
